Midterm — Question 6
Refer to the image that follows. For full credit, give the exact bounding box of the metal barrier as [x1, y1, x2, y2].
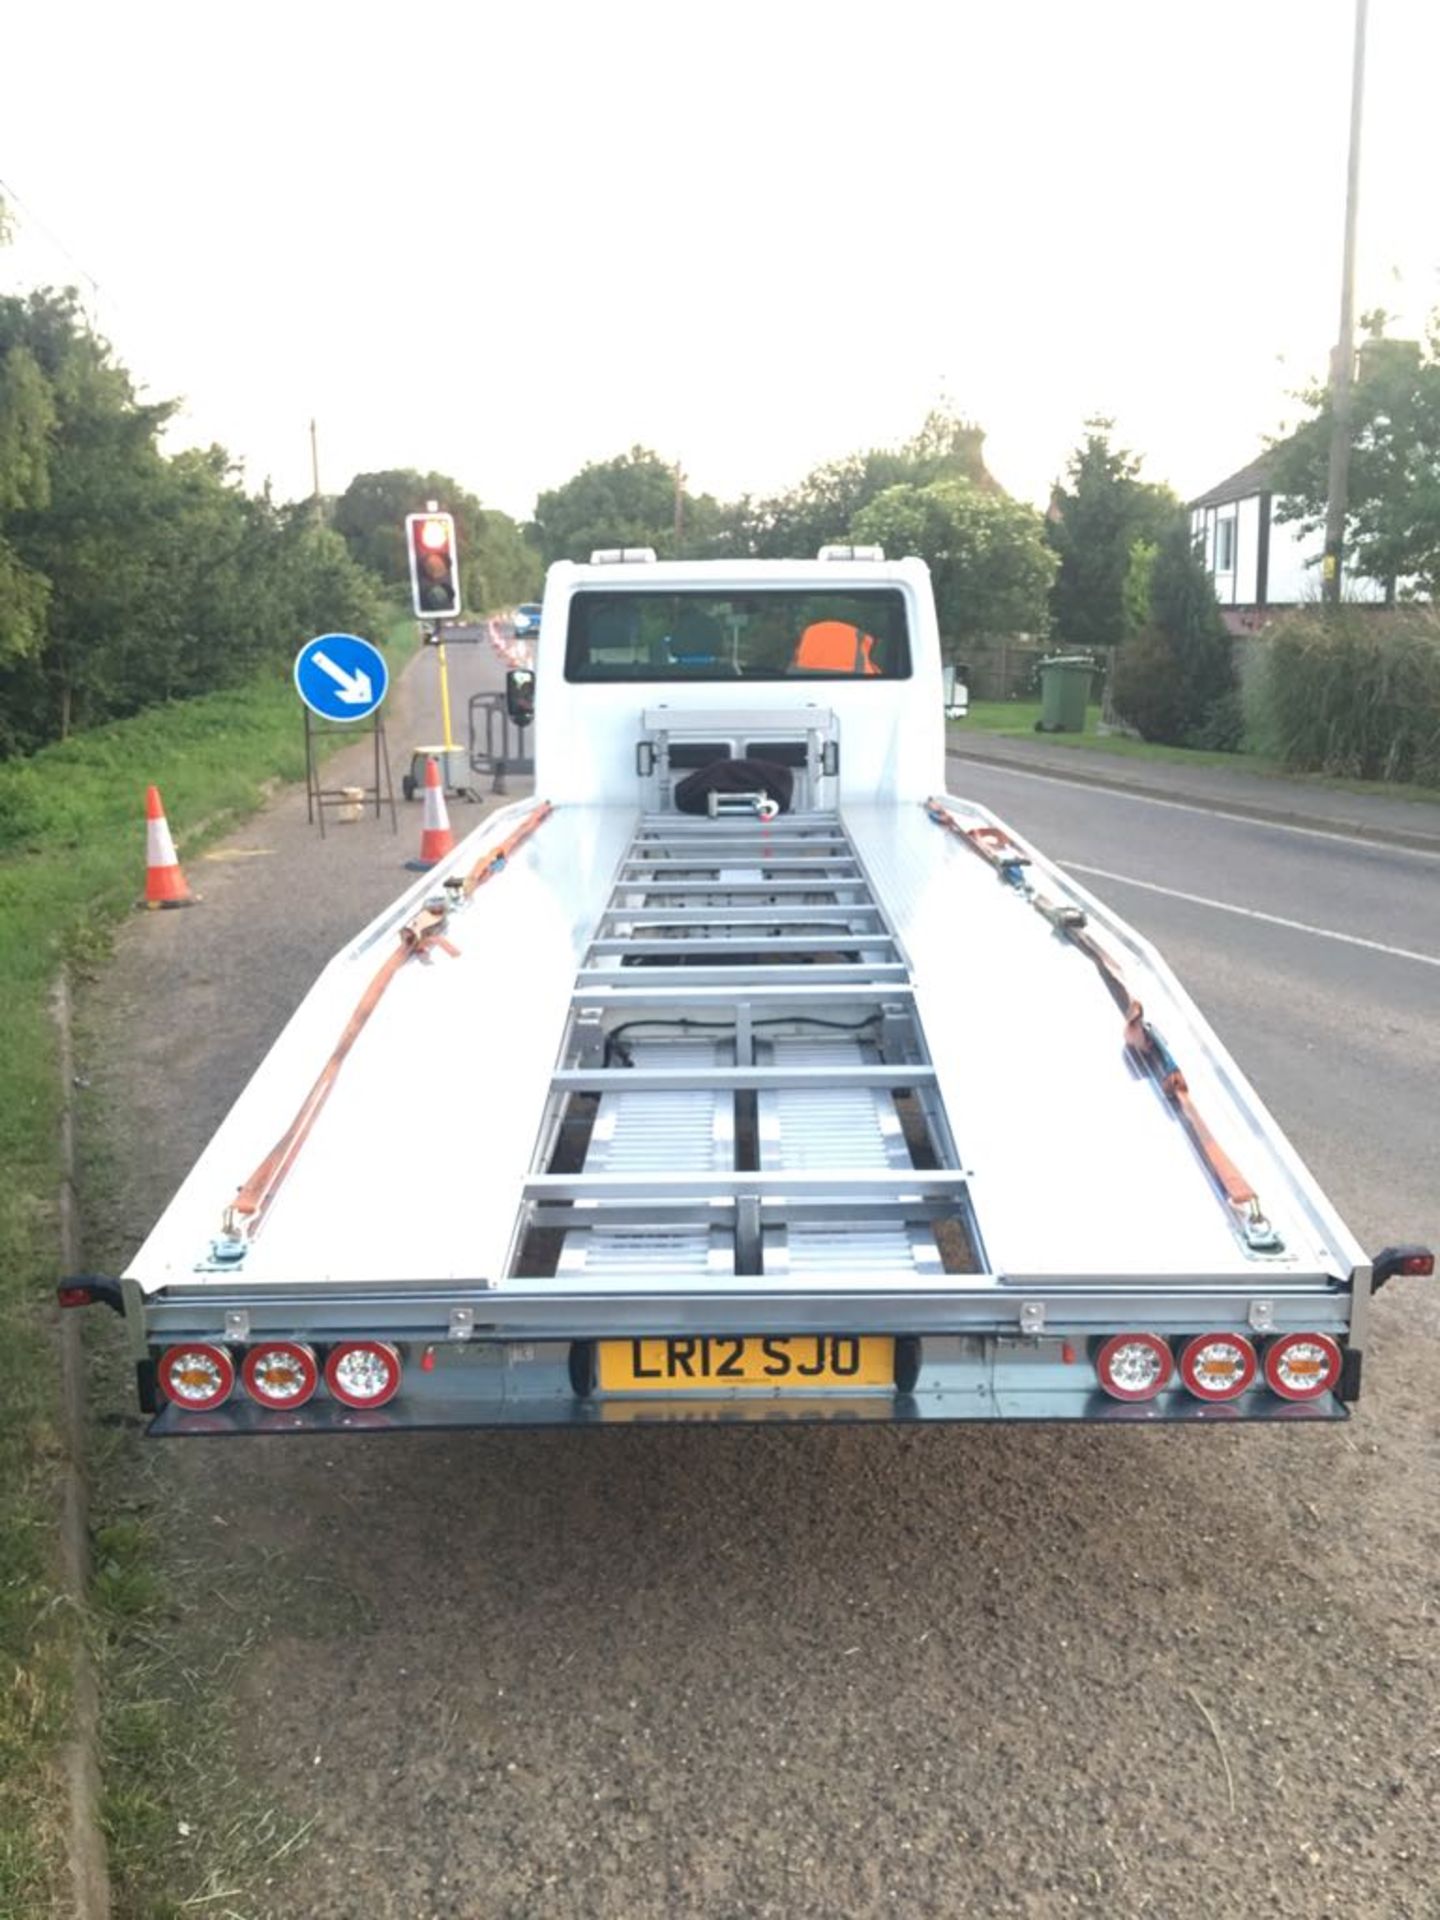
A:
[468, 691, 535, 795]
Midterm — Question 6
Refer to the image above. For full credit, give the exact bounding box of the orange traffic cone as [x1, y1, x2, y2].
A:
[405, 757, 456, 870]
[140, 785, 196, 908]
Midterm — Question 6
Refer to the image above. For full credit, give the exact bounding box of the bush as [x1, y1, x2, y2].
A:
[1109, 627, 1186, 741]
[1186, 687, 1246, 752]
[1256, 607, 1440, 785]
[1110, 521, 1239, 747]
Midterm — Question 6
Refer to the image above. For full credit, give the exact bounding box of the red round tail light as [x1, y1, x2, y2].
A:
[241, 1341, 319, 1409]
[1179, 1332, 1257, 1401]
[157, 1343, 235, 1411]
[1264, 1332, 1342, 1402]
[1095, 1332, 1174, 1401]
[323, 1340, 402, 1409]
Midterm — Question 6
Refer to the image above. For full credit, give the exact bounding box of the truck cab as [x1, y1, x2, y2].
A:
[533, 547, 940, 812]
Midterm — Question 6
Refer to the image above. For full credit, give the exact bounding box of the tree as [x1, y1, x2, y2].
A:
[1110, 519, 1239, 746]
[1267, 312, 1440, 598]
[532, 448, 681, 563]
[331, 469, 423, 581]
[0, 288, 388, 753]
[1047, 422, 1179, 653]
[0, 340, 53, 666]
[0, 289, 181, 739]
[0, 205, 62, 670]
[743, 409, 994, 560]
[850, 479, 1055, 655]
[684, 493, 766, 560]
[1121, 537, 1159, 641]
[470, 506, 543, 610]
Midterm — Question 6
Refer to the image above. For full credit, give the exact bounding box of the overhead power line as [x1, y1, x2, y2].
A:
[0, 171, 103, 296]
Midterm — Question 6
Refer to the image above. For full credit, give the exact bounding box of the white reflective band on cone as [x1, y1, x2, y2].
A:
[147, 817, 180, 868]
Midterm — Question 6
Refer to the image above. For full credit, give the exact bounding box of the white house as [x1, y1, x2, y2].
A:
[1189, 451, 1388, 631]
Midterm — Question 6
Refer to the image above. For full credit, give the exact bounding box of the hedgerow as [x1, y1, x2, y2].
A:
[1255, 607, 1440, 786]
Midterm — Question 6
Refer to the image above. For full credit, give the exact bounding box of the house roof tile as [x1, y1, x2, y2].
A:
[1189, 451, 1278, 509]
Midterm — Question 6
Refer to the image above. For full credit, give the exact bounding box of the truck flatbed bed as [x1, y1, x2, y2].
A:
[126, 799, 1360, 1350]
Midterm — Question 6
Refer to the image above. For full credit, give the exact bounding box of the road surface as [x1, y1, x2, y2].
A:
[79, 694, 1440, 1919]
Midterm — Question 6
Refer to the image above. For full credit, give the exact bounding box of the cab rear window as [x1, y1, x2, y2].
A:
[564, 588, 911, 681]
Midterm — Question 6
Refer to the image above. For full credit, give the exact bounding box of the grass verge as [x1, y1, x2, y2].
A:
[0, 610, 412, 1914]
[78, 1337, 375, 1920]
[954, 700, 1272, 769]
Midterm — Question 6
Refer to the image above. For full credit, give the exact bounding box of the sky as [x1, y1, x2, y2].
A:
[4, 0, 1438, 523]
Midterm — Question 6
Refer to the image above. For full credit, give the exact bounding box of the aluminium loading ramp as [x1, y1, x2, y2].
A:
[518, 810, 975, 1284]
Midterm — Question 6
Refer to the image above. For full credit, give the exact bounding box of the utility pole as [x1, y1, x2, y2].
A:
[310, 417, 324, 525]
[673, 459, 684, 553]
[1323, 0, 1368, 606]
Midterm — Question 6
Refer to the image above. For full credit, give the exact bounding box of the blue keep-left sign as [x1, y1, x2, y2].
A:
[293, 633, 389, 723]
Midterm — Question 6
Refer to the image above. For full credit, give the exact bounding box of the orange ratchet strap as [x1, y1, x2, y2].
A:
[924, 798, 1279, 1250]
[461, 800, 552, 897]
[220, 801, 552, 1252]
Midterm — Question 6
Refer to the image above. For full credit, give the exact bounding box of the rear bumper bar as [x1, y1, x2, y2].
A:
[149, 1388, 1344, 1435]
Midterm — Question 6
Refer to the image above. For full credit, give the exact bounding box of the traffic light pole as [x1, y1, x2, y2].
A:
[431, 624, 457, 752]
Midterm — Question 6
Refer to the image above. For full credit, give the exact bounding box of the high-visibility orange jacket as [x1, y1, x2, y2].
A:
[792, 620, 881, 675]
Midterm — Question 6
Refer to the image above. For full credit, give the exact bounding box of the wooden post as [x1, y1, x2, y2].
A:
[1323, 0, 1368, 606]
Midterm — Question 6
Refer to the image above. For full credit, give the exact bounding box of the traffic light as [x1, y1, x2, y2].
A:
[405, 509, 462, 619]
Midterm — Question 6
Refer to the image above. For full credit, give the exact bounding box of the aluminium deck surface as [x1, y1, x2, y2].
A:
[127, 802, 634, 1289]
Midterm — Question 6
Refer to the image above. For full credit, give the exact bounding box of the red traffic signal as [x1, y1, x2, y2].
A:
[405, 510, 461, 618]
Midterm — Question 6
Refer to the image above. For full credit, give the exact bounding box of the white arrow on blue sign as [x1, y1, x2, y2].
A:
[293, 633, 389, 724]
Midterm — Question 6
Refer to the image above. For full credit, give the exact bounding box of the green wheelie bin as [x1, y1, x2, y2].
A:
[1036, 655, 1093, 733]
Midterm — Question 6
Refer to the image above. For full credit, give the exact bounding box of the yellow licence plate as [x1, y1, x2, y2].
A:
[598, 1335, 895, 1392]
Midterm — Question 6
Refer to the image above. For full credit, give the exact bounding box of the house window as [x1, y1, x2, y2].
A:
[1215, 516, 1236, 573]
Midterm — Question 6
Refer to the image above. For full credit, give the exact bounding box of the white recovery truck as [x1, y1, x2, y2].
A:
[68, 549, 1432, 1428]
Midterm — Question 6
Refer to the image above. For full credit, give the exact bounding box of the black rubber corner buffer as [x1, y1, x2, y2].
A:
[135, 1358, 159, 1415]
[1337, 1347, 1363, 1404]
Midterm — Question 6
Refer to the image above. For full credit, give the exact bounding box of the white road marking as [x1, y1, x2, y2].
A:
[1068, 863, 1440, 970]
[945, 754, 1440, 861]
